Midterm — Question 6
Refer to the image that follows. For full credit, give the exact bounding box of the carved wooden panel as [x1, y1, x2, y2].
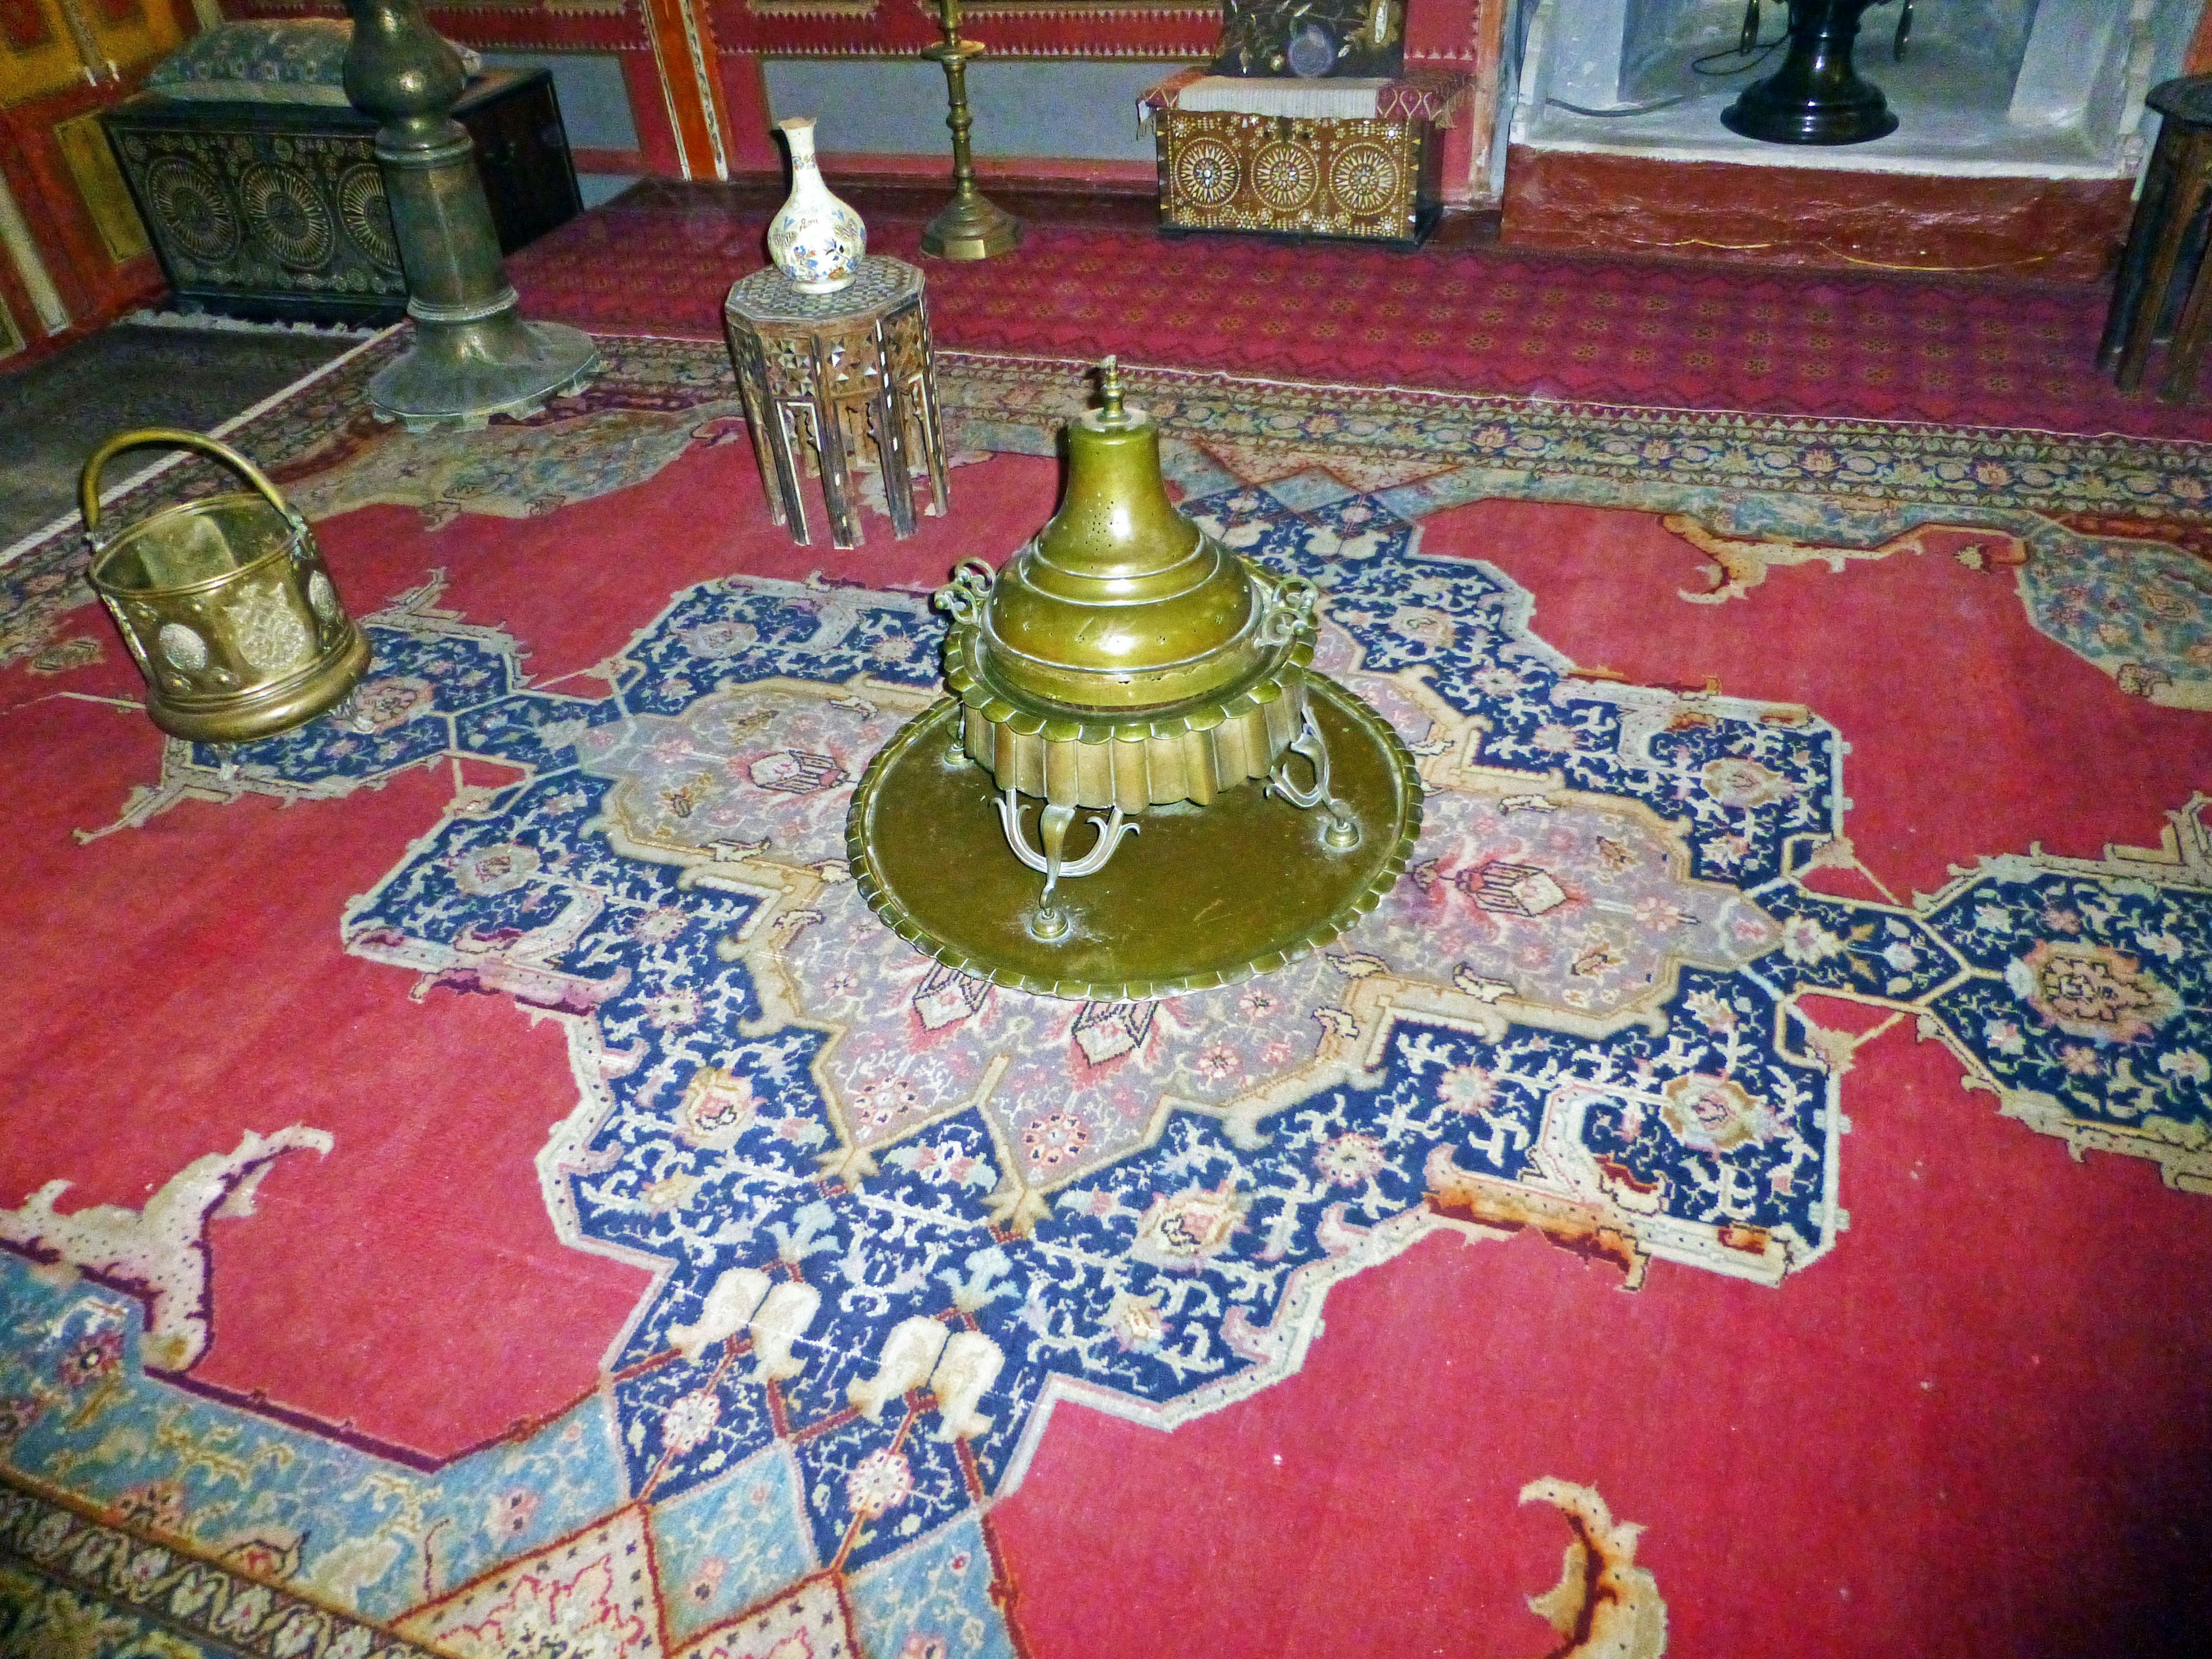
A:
[101, 67, 577, 322]
[1156, 108, 1438, 244]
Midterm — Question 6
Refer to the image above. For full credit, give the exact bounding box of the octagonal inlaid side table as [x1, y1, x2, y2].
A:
[722, 255, 951, 549]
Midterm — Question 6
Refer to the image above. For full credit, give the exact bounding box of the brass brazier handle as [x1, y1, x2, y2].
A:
[81, 429, 308, 546]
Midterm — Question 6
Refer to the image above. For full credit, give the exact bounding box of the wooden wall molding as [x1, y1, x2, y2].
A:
[641, 0, 728, 175]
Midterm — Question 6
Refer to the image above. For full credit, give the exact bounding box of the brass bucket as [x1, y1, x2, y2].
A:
[82, 430, 370, 745]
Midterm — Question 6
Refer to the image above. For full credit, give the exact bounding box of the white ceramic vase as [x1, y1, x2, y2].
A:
[767, 117, 865, 294]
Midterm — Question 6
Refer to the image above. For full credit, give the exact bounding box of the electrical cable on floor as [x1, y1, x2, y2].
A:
[1691, 32, 1785, 77]
[1547, 28, 1786, 118]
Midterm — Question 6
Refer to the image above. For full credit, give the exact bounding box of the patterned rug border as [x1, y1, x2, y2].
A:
[0, 1465, 435, 1659]
[11, 327, 2209, 695]
[942, 350, 2212, 522]
[6, 331, 2207, 586]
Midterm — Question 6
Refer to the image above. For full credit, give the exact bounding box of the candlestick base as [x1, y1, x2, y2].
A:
[368, 315, 600, 433]
[921, 190, 1021, 261]
[1719, 0, 1900, 146]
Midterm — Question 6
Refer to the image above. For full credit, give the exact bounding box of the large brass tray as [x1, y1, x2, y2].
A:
[846, 675, 1422, 1001]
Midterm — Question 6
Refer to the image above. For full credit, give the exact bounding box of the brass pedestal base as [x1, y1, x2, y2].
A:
[920, 192, 1021, 262]
[848, 676, 1422, 1001]
[1719, 0, 1899, 146]
[368, 314, 601, 433]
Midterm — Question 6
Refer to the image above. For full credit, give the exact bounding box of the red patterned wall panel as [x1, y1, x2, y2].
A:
[708, 0, 1217, 62]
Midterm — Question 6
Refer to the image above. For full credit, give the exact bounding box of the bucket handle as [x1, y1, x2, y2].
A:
[81, 428, 306, 547]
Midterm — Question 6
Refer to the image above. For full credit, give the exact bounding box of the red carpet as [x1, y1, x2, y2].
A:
[512, 181, 2212, 443]
[1, 328, 2208, 1659]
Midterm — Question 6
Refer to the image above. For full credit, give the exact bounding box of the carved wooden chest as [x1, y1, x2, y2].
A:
[102, 68, 579, 324]
[1154, 109, 1440, 245]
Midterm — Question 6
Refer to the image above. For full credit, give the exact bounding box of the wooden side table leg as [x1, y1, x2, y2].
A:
[770, 404, 813, 546]
[876, 378, 920, 539]
[912, 317, 952, 517]
[815, 392, 863, 550]
[2158, 175, 2212, 404]
[2119, 137, 2212, 394]
[730, 341, 790, 529]
[2103, 135, 2178, 373]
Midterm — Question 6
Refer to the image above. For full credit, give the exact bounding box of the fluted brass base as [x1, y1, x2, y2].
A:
[848, 675, 1421, 1001]
[368, 313, 600, 433]
[921, 190, 1021, 262]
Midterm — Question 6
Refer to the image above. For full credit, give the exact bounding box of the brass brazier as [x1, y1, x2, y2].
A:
[846, 361, 1421, 1000]
[83, 429, 370, 745]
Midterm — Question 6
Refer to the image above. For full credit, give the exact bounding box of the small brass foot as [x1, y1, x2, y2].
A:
[1271, 704, 1361, 849]
[1037, 801, 1074, 915]
[993, 786, 1138, 942]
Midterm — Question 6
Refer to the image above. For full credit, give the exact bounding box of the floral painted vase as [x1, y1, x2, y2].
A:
[767, 116, 865, 294]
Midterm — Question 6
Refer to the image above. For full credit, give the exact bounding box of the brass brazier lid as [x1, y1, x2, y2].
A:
[974, 366, 1271, 713]
[846, 358, 1422, 995]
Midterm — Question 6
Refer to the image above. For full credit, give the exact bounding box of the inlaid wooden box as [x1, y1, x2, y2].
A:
[101, 67, 579, 324]
[1155, 109, 1440, 247]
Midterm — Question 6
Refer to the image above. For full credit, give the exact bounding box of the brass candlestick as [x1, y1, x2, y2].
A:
[920, 0, 1020, 261]
[344, 0, 597, 430]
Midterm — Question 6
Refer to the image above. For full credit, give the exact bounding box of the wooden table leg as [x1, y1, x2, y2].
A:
[877, 382, 920, 539]
[2159, 171, 2212, 404]
[912, 315, 951, 516]
[2120, 134, 2212, 394]
[729, 335, 791, 530]
[770, 403, 813, 546]
[815, 388, 863, 551]
[2102, 135, 2178, 373]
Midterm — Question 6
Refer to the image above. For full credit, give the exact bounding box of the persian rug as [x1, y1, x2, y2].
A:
[510, 181, 2212, 444]
[2, 334, 2209, 1659]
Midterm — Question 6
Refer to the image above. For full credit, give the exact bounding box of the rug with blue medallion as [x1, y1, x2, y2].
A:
[2, 337, 2209, 1659]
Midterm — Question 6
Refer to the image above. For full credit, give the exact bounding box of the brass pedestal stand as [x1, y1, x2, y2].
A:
[920, 0, 1020, 262]
[1720, 0, 1904, 147]
[344, 0, 598, 430]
